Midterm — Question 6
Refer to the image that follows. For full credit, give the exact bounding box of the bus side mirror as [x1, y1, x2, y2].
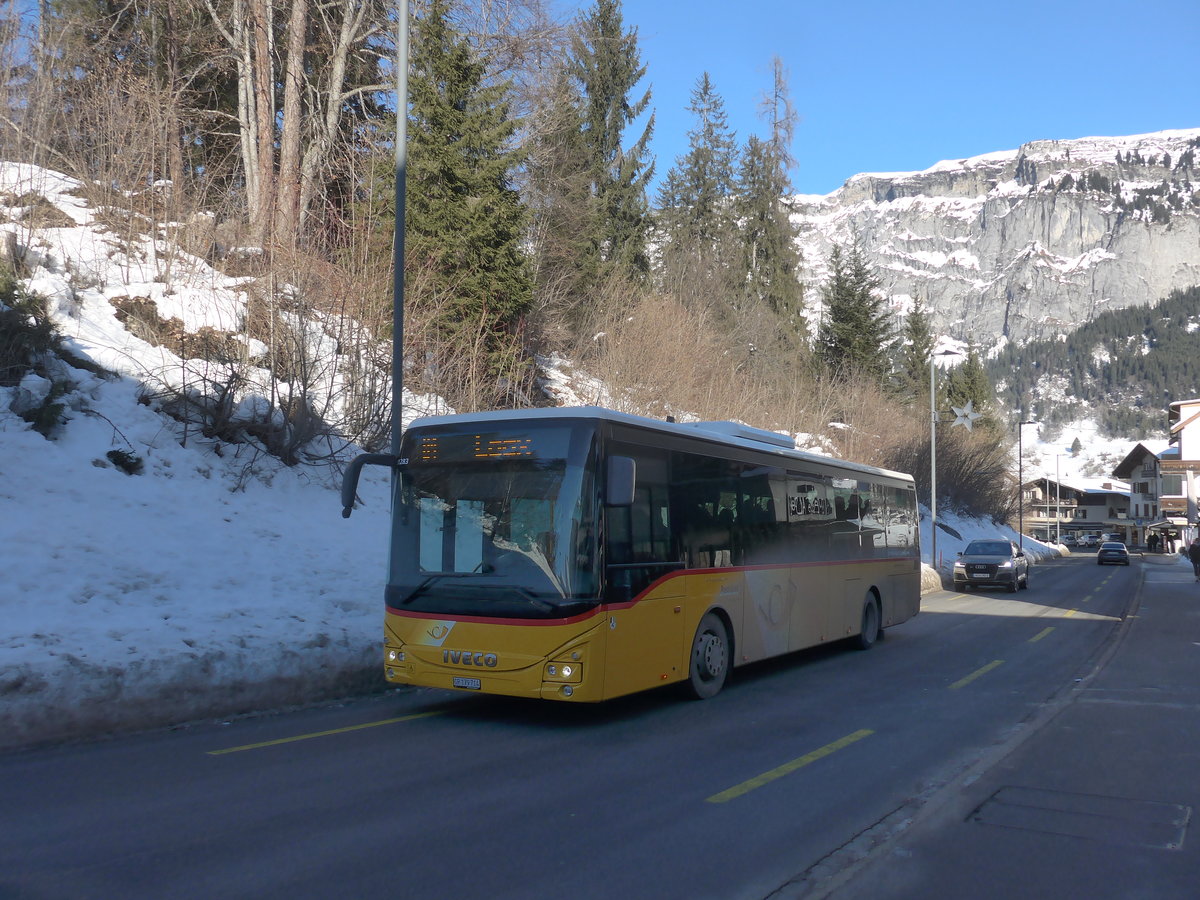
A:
[606, 456, 636, 506]
[340, 452, 398, 517]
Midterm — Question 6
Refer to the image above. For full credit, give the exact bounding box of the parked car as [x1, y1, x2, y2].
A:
[1100, 533, 1123, 544]
[953, 540, 1030, 593]
[1062, 533, 1077, 546]
[1097, 541, 1130, 566]
[1081, 534, 1100, 548]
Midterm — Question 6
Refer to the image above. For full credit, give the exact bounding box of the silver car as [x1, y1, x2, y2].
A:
[953, 539, 1030, 593]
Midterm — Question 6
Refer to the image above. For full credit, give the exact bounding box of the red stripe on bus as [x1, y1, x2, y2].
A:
[600, 556, 915, 611]
[386, 606, 603, 627]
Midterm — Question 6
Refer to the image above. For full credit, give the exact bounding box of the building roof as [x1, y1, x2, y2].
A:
[1024, 476, 1129, 496]
[1113, 442, 1161, 478]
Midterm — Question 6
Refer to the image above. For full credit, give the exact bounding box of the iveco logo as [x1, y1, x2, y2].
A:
[443, 649, 499, 667]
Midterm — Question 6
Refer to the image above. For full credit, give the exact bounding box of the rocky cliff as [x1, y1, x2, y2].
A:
[792, 129, 1200, 346]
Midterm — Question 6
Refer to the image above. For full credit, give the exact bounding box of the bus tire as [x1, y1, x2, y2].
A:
[686, 613, 730, 699]
[853, 596, 881, 651]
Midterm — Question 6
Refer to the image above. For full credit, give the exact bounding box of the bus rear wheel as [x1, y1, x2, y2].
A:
[687, 613, 730, 699]
[853, 596, 881, 651]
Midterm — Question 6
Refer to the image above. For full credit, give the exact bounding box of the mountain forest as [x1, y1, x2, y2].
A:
[989, 285, 1200, 440]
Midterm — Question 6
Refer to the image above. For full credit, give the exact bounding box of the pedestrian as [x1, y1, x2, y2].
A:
[1189, 537, 1200, 582]
[1149, 533, 1159, 553]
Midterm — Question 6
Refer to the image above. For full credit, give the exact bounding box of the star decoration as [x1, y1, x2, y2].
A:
[951, 400, 982, 431]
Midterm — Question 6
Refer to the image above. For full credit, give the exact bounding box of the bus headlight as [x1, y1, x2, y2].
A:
[387, 648, 405, 662]
[544, 661, 582, 683]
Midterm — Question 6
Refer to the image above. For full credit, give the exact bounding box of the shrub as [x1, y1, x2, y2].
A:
[0, 272, 61, 388]
[106, 448, 144, 475]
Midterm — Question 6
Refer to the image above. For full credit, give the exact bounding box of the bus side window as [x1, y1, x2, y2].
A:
[606, 445, 672, 602]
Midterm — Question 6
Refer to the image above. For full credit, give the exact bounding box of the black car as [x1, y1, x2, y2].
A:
[1097, 541, 1130, 566]
[953, 539, 1030, 592]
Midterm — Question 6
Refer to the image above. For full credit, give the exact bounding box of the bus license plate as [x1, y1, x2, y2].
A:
[452, 676, 482, 690]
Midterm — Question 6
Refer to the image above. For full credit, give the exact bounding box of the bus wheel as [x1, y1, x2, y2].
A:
[853, 596, 880, 651]
[687, 613, 730, 699]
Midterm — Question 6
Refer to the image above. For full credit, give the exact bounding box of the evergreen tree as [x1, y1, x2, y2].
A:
[656, 72, 738, 296]
[816, 242, 894, 380]
[733, 58, 803, 328]
[525, 63, 598, 336]
[896, 296, 935, 404]
[405, 0, 531, 359]
[567, 0, 655, 278]
[945, 341, 999, 433]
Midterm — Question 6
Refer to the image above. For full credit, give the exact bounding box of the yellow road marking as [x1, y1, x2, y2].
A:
[207, 711, 442, 755]
[1064, 608, 1078, 618]
[949, 659, 1004, 690]
[707, 729, 874, 804]
[1029, 627, 1055, 643]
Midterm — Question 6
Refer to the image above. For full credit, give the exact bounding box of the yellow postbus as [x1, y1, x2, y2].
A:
[371, 406, 920, 701]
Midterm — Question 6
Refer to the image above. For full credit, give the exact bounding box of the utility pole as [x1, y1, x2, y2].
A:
[1017, 419, 1034, 550]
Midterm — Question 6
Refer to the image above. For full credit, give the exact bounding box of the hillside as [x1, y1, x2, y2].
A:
[987, 285, 1200, 439]
[792, 129, 1200, 347]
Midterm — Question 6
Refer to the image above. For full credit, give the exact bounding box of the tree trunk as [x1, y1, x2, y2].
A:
[249, 0, 276, 247]
[298, 0, 375, 233]
[277, 0, 308, 249]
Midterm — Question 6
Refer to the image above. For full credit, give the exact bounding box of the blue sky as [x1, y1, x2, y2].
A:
[569, 0, 1198, 196]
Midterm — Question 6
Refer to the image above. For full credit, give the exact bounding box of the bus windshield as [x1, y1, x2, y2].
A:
[387, 421, 598, 619]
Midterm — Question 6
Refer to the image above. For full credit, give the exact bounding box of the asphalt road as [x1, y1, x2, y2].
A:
[0, 555, 1136, 900]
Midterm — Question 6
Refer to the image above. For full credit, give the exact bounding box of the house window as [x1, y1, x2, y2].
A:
[1162, 474, 1184, 496]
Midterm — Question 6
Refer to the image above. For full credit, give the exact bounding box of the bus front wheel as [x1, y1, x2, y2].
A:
[853, 596, 881, 651]
[687, 613, 730, 699]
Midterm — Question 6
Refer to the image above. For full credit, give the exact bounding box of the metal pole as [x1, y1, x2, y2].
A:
[1055, 455, 1061, 544]
[930, 354, 937, 574]
[391, 0, 409, 457]
[1017, 420, 1033, 550]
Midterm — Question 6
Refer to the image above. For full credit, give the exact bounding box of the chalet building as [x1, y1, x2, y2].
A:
[1022, 477, 1130, 544]
[1162, 399, 1200, 536]
[1018, 398, 1200, 549]
[1112, 443, 1162, 546]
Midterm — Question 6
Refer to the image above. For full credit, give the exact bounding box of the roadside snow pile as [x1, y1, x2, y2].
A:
[0, 388, 391, 748]
[0, 163, 405, 749]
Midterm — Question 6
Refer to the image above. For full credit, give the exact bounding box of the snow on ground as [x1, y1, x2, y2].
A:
[0, 162, 1070, 751]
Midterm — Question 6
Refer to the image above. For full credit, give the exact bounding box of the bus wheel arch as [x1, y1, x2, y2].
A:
[853, 590, 882, 651]
[686, 610, 732, 699]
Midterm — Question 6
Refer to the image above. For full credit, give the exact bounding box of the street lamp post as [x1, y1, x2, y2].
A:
[930, 355, 938, 572]
[929, 349, 969, 573]
[1055, 454, 1062, 545]
[1017, 419, 1034, 550]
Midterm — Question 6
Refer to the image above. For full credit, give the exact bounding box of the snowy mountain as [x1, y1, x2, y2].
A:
[792, 129, 1200, 346]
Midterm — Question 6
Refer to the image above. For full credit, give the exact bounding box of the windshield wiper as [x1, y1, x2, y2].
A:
[509, 586, 556, 614]
[401, 572, 476, 604]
